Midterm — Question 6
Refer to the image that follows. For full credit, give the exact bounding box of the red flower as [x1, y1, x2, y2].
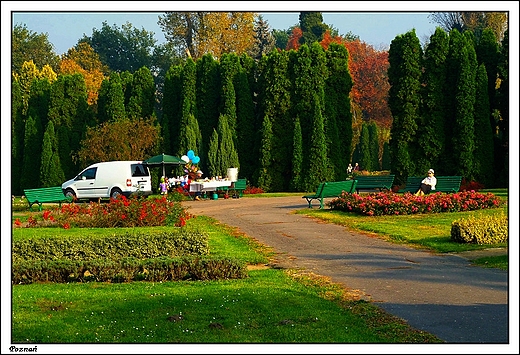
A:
[14, 218, 22, 226]
[62, 223, 70, 229]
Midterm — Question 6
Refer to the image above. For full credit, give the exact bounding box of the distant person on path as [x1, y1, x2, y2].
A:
[353, 163, 360, 171]
[415, 169, 437, 196]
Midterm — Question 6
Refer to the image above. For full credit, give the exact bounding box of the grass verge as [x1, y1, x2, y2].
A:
[11, 214, 443, 344]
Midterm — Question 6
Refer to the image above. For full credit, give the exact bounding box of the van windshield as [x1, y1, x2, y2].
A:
[131, 164, 149, 177]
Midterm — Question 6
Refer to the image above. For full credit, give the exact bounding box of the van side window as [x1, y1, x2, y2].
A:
[132, 164, 148, 177]
[76, 167, 97, 180]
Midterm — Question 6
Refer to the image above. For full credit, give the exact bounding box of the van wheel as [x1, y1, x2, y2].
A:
[110, 188, 122, 200]
[64, 189, 76, 200]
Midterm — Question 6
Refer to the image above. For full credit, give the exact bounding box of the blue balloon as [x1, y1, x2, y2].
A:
[187, 150, 195, 159]
[192, 156, 200, 164]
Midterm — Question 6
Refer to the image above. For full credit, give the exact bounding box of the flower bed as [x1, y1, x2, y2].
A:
[14, 195, 192, 228]
[328, 191, 503, 216]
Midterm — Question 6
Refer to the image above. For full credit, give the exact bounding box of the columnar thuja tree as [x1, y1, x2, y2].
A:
[96, 73, 126, 124]
[162, 65, 183, 155]
[196, 53, 220, 173]
[444, 29, 478, 179]
[256, 49, 292, 191]
[473, 64, 494, 187]
[234, 56, 257, 181]
[11, 80, 25, 195]
[324, 43, 353, 180]
[290, 115, 303, 190]
[301, 42, 331, 191]
[20, 115, 42, 190]
[40, 120, 65, 187]
[358, 123, 371, 172]
[368, 121, 380, 171]
[19, 78, 50, 189]
[177, 58, 202, 162]
[126, 66, 156, 120]
[47, 73, 92, 179]
[388, 30, 423, 185]
[214, 114, 239, 176]
[417, 27, 449, 175]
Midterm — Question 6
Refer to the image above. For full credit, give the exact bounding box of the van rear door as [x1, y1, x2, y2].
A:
[131, 163, 152, 194]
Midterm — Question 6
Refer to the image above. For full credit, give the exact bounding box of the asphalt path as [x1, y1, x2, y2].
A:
[182, 195, 510, 345]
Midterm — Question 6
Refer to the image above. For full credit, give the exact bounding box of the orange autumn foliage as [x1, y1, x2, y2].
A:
[59, 43, 107, 105]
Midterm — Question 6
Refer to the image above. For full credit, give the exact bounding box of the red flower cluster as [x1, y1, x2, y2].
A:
[18, 196, 193, 229]
[329, 191, 503, 216]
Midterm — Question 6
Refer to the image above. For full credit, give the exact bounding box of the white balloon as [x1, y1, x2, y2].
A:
[181, 155, 190, 163]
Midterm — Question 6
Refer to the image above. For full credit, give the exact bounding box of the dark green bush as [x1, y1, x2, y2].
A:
[12, 257, 247, 284]
[450, 213, 508, 244]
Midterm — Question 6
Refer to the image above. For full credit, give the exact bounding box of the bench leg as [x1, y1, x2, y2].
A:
[320, 198, 324, 209]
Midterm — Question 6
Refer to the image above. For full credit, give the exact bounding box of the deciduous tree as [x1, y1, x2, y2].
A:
[12, 24, 59, 74]
[75, 117, 160, 167]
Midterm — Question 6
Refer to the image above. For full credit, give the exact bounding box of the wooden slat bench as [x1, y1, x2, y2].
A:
[24, 186, 73, 211]
[353, 175, 395, 193]
[230, 178, 247, 198]
[302, 180, 357, 209]
[398, 176, 463, 194]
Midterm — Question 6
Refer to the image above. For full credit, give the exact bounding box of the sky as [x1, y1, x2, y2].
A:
[4, 2, 517, 55]
[10, 11, 438, 55]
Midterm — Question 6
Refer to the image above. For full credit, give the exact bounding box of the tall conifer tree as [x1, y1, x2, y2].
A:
[445, 30, 477, 179]
[40, 121, 65, 187]
[325, 43, 353, 180]
[473, 64, 494, 187]
[418, 28, 449, 174]
[178, 58, 202, 160]
[388, 30, 423, 184]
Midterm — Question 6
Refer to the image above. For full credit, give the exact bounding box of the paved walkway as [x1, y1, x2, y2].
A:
[182, 196, 510, 344]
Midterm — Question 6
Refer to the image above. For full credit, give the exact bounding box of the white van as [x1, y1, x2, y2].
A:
[62, 161, 152, 200]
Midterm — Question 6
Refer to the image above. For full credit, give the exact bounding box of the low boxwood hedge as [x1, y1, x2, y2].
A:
[12, 256, 247, 284]
[12, 229, 209, 262]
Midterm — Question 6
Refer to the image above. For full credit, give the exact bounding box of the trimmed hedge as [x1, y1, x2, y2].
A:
[12, 256, 247, 284]
[450, 213, 508, 244]
[12, 229, 209, 262]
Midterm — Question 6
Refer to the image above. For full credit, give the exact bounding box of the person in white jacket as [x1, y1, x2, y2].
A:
[415, 169, 437, 196]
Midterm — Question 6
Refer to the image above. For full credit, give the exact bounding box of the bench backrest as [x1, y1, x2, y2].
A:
[399, 176, 462, 193]
[436, 176, 462, 192]
[310, 182, 327, 196]
[233, 178, 247, 190]
[399, 177, 423, 193]
[354, 175, 395, 190]
[24, 186, 68, 203]
[321, 180, 357, 198]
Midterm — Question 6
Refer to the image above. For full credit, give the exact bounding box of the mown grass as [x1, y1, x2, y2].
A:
[11, 212, 443, 344]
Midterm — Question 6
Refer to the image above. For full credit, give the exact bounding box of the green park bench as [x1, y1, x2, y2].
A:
[353, 175, 395, 193]
[398, 176, 463, 193]
[229, 178, 247, 198]
[24, 186, 73, 211]
[302, 180, 358, 209]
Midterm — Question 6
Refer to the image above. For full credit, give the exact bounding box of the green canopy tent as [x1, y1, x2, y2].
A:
[142, 154, 185, 177]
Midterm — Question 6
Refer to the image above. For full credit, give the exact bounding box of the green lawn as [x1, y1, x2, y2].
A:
[11, 190, 508, 343]
[11, 212, 443, 344]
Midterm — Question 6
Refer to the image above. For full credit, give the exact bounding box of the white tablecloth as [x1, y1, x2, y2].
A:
[189, 180, 232, 192]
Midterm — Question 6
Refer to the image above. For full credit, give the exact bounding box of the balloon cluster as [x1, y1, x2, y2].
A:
[181, 150, 202, 180]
